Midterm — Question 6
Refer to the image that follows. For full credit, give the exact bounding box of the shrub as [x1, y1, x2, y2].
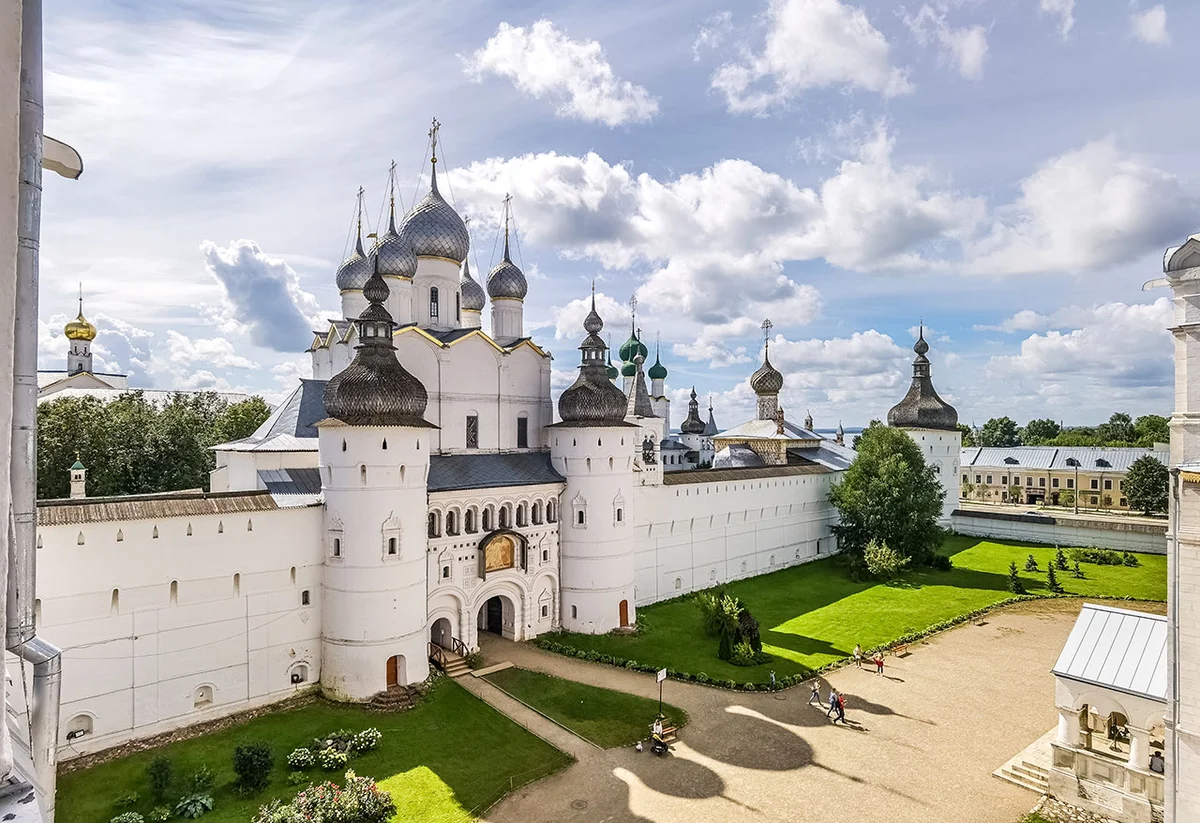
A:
[350, 728, 382, 753]
[722, 679, 736, 690]
[1025, 554, 1039, 572]
[742, 682, 756, 691]
[1070, 547, 1124, 566]
[1072, 561, 1085, 579]
[234, 743, 275, 793]
[717, 631, 733, 661]
[928, 553, 953, 571]
[113, 792, 140, 809]
[1122, 551, 1140, 567]
[863, 539, 911, 580]
[110, 814, 144, 823]
[186, 767, 214, 794]
[252, 770, 395, 823]
[696, 673, 709, 683]
[317, 747, 350, 771]
[286, 772, 309, 786]
[174, 794, 214, 819]
[1054, 548, 1068, 571]
[148, 808, 171, 823]
[287, 748, 315, 770]
[695, 588, 728, 637]
[1006, 561, 1026, 595]
[1046, 565, 1065, 594]
[147, 756, 173, 803]
[729, 642, 772, 667]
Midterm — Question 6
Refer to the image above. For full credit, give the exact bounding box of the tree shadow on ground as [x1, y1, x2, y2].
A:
[681, 705, 816, 772]
[627, 752, 726, 799]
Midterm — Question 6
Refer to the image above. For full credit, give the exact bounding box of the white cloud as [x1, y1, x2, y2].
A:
[965, 139, 1198, 275]
[163, 330, 258, 371]
[671, 339, 753, 368]
[1132, 5, 1169, 45]
[1039, 0, 1075, 40]
[201, 239, 328, 351]
[463, 20, 658, 127]
[552, 291, 631, 341]
[984, 299, 1173, 407]
[709, 0, 911, 115]
[904, 4, 989, 80]
[693, 11, 734, 61]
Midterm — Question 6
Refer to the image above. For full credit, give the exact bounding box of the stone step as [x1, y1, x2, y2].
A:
[368, 685, 422, 713]
[444, 663, 471, 678]
[1019, 760, 1050, 778]
[994, 767, 1047, 795]
[1011, 763, 1048, 782]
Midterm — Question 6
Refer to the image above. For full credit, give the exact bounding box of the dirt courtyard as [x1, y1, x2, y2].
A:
[481, 600, 1161, 823]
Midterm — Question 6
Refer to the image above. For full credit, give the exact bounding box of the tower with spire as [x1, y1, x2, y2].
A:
[679, 387, 708, 467]
[369, 160, 417, 325]
[550, 291, 638, 633]
[64, 285, 97, 375]
[886, 323, 960, 524]
[318, 259, 436, 700]
[487, 194, 528, 344]
[750, 319, 784, 421]
[618, 296, 648, 393]
[648, 334, 671, 430]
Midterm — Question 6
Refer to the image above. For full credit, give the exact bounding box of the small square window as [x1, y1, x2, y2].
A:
[301, 590, 311, 606]
[1091, 479, 1099, 490]
[542, 549, 548, 562]
[1120, 498, 1128, 507]
[442, 566, 450, 579]
[1104, 479, 1112, 490]
[541, 605, 548, 618]
[1039, 477, 1046, 487]
[1052, 478, 1059, 488]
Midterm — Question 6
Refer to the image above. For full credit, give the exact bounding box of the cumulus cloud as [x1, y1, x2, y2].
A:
[163, 330, 258, 371]
[552, 291, 631, 341]
[984, 299, 1173, 406]
[201, 239, 328, 351]
[964, 138, 1198, 275]
[1039, 0, 1075, 40]
[463, 20, 658, 127]
[693, 11, 734, 61]
[709, 0, 911, 115]
[903, 4, 989, 80]
[1132, 5, 1168, 45]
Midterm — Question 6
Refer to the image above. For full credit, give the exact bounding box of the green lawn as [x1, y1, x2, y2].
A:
[548, 536, 1167, 684]
[483, 667, 687, 748]
[57, 679, 571, 823]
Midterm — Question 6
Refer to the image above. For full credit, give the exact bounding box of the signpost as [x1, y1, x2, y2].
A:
[656, 668, 667, 718]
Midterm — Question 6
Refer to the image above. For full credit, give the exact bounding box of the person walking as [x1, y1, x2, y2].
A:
[874, 653, 884, 676]
[826, 688, 839, 718]
[835, 691, 846, 724]
[810, 681, 821, 705]
[853, 643, 863, 669]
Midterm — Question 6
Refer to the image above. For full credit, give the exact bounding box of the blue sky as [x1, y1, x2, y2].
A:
[36, 0, 1200, 428]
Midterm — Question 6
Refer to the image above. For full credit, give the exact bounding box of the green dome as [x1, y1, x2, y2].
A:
[647, 353, 667, 381]
[620, 361, 637, 378]
[605, 357, 619, 380]
[618, 332, 648, 364]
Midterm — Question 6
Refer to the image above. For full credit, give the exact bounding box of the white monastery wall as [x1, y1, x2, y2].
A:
[25, 505, 323, 759]
[632, 471, 840, 605]
[210, 450, 318, 493]
[950, 511, 1167, 554]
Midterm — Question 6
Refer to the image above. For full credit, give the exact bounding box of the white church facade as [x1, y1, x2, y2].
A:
[19, 125, 962, 760]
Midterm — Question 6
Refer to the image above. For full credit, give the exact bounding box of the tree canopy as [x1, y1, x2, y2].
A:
[829, 425, 945, 574]
[1124, 455, 1168, 515]
[1020, 418, 1061, 445]
[37, 392, 271, 499]
[981, 416, 1020, 447]
[967, 412, 1169, 449]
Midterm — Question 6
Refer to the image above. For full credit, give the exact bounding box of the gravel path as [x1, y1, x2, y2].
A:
[476, 600, 1120, 823]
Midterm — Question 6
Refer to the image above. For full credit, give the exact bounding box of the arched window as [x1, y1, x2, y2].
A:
[186, 523, 193, 536]
[301, 589, 311, 606]
[233, 573, 240, 596]
[169, 580, 178, 605]
[674, 577, 682, 590]
[111, 589, 119, 614]
[194, 685, 213, 709]
[116, 529, 124, 542]
[76, 531, 84, 545]
[428, 512, 440, 538]
[290, 566, 296, 585]
[547, 500, 557, 522]
[360, 465, 367, 485]
[152, 526, 159, 539]
[571, 605, 578, 619]
[483, 507, 493, 531]
[616, 508, 623, 523]
[532, 502, 543, 524]
[291, 664, 309, 685]
[465, 508, 476, 533]
[517, 503, 528, 527]
[499, 505, 510, 529]
[387, 537, 397, 555]
[456, 293, 461, 323]
[382, 438, 388, 450]
[430, 286, 440, 319]
[333, 538, 341, 557]
[446, 510, 458, 535]
[577, 510, 585, 525]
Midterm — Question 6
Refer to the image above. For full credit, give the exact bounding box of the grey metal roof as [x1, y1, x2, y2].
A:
[660, 439, 690, 451]
[427, 452, 565, 492]
[961, 446, 1169, 473]
[215, 380, 327, 452]
[792, 441, 856, 471]
[38, 489, 278, 526]
[664, 461, 831, 485]
[713, 444, 765, 469]
[713, 418, 822, 441]
[1052, 603, 1167, 703]
[259, 467, 323, 507]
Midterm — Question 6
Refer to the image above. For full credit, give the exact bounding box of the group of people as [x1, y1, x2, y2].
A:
[852, 643, 885, 675]
[810, 683, 848, 723]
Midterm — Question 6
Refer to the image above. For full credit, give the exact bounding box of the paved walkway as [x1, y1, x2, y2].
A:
[475, 600, 1131, 823]
[457, 672, 600, 762]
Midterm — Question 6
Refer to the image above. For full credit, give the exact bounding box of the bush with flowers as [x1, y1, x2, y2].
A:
[286, 748, 315, 770]
[349, 728, 382, 753]
[251, 770, 395, 823]
[317, 747, 350, 771]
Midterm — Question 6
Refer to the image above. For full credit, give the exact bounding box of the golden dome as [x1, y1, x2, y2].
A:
[64, 311, 96, 341]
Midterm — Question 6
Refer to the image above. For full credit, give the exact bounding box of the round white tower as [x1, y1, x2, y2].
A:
[886, 325, 961, 524]
[319, 260, 435, 701]
[551, 292, 637, 633]
[487, 199, 527, 344]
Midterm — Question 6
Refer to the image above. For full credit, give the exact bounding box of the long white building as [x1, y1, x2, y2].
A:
[18, 125, 962, 762]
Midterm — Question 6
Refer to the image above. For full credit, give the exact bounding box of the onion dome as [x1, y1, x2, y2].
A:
[647, 343, 668, 381]
[887, 324, 958, 431]
[487, 229, 528, 300]
[370, 201, 417, 279]
[324, 259, 432, 427]
[605, 335, 619, 381]
[399, 160, 470, 262]
[558, 292, 628, 424]
[750, 349, 784, 395]
[64, 296, 97, 341]
[680, 387, 705, 434]
[460, 258, 486, 311]
[618, 322, 648, 365]
[335, 227, 372, 292]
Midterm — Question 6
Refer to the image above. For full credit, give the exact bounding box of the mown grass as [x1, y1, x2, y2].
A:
[484, 667, 687, 747]
[547, 536, 1167, 683]
[57, 679, 571, 823]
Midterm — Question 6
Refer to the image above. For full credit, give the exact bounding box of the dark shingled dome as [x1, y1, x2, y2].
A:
[887, 327, 958, 431]
[680, 387, 705, 434]
[559, 293, 628, 424]
[750, 351, 784, 395]
[324, 261, 432, 427]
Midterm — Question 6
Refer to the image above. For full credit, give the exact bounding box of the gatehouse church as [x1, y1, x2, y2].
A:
[19, 123, 960, 757]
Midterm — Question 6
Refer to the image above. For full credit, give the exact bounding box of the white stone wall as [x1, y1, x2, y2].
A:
[950, 512, 1167, 553]
[210, 449, 318, 493]
[24, 506, 323, 759]
[904, 427, 960, 524]
[631, 471, 840, 604]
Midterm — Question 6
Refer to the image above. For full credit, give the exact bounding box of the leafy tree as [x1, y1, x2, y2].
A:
[851, 419, 882, 450]
[956, 422, 977, 447]
[1006, 562, 1026, 595]
[212, 397, 273, 445]
[863, 539, 911, 580]
[1048, 428, 1100, 447]
[1021, 418, 1061, 445]
[981, 417, 1021, 447]
[1059, 489, 1075, 507]
[1133, 414, 1170, 447]
[233, 743, 275, 793]
[1124, 455, 1168, 515]
[830, 426, 945, 572]
[1097, 412, 1135, 445]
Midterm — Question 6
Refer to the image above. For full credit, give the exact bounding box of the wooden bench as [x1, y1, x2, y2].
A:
[892, 644, 910, 658]
[650, 724, 678, 743]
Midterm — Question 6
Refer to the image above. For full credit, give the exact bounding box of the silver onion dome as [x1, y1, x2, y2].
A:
[487, 231, 528, 300]
[335, 230, 372, 292]
[324, 259, 432, 427]
[887, 325, 958, 431]
[750, 350, 784, 395]
[680, 387, 706, 434]
[460, 259, 486, 311]
[558, 292, 627, 424]
[398, 162, 470, 262]
[371, 206, 417, 279]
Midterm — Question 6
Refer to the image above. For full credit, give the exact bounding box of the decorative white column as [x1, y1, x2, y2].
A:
[1128, 725, 1151, 771]
[1057, 705, 1079, 745]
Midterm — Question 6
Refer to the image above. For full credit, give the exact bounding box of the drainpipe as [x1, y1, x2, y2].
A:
[8, 1, 63, 819]
[1168, 466, 1180, 823]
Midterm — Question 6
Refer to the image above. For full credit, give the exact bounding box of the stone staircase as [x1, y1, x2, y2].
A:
[995, 759, 1050, 794]
[429, 643, 472, 678]
[368, 684, 422, 713]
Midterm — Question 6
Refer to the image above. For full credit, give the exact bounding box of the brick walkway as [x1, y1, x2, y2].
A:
[476, 601, 1117, 823]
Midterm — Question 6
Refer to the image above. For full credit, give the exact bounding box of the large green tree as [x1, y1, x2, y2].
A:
[829, 426, 945, 573]
[1133, 414, 1170, 447]
[981, 416, 1021, 447]
[1020, 418, 1060, 445]
[1124, 455, 1168, 515]
[956, 422, 977, 447]
[37, 391, 271, 499]
[1097, 412, 1135, 446]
